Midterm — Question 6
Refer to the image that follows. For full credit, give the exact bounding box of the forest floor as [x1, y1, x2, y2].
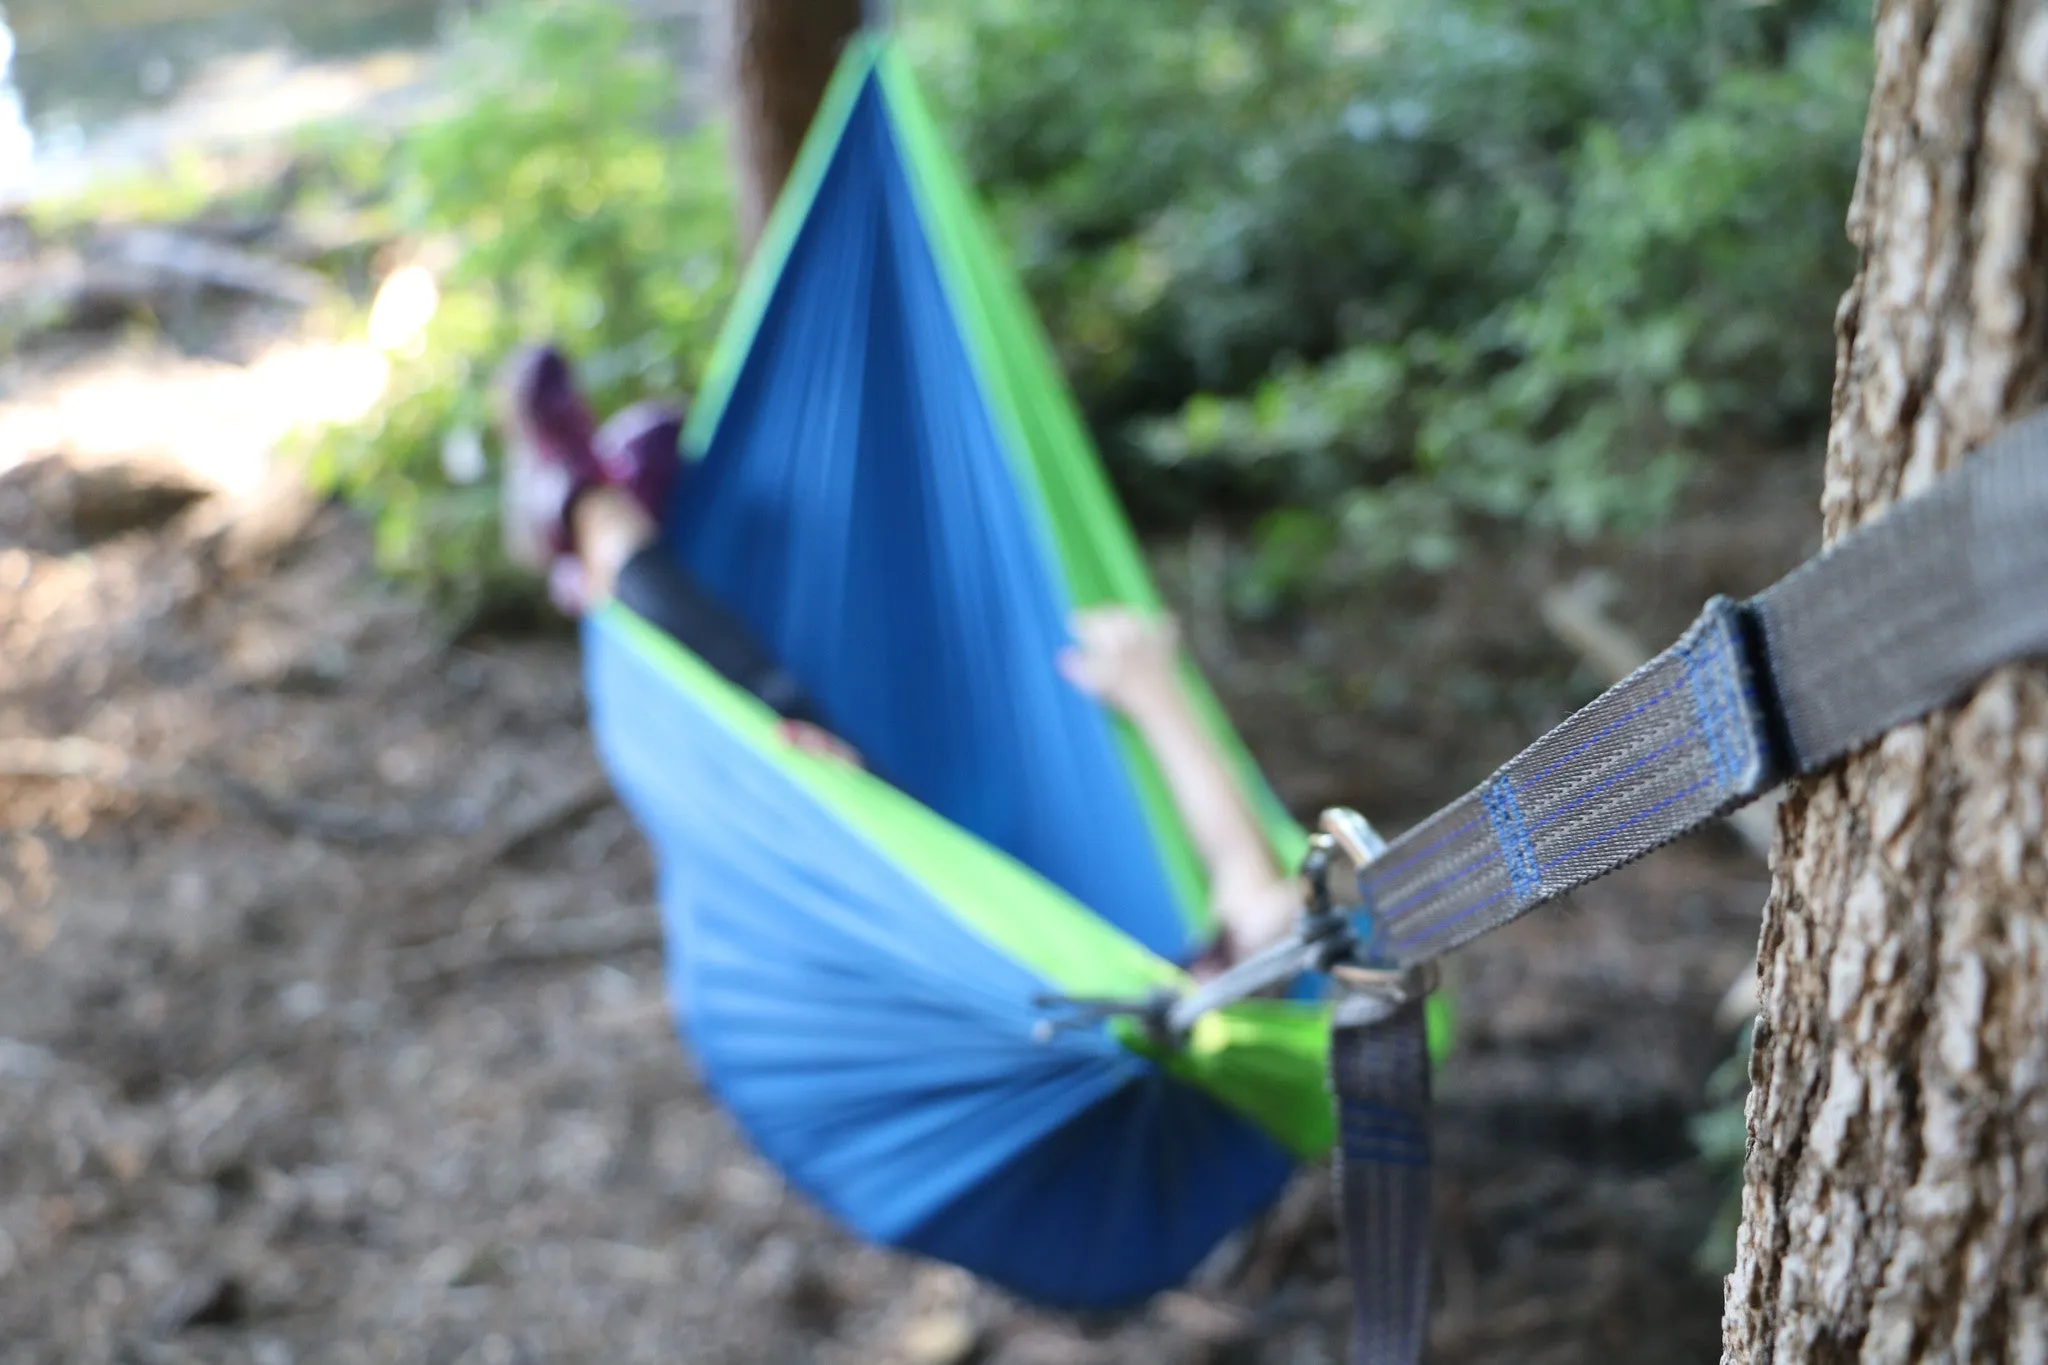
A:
[0, 278, 1823, 1363]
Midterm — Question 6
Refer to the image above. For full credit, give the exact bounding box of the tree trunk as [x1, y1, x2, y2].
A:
[722, 0, 866, 259]
[1723, 3, 2048, 1362]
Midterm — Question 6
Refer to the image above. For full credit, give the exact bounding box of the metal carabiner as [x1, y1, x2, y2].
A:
[1044, 806, 1431, 1044]
[1309, 807, 1440, 1019]
[1159, 806, 1402, 1036]
[1031, 988, 1179, 1049]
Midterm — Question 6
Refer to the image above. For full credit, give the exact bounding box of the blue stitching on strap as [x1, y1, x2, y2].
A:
[1481, 776, 1541, 903]
[1373, 811, 1485, 882]
[1550, 774, 1714, 867]
[1384, 885, 1512, 951]
[1339, 1098, 1430, 1167]
[1528, 731, 1690, 834]
[1682, 619, 1742, 790]
[1375, 846, 1501, 919]
[1515, 679, 1685, 792]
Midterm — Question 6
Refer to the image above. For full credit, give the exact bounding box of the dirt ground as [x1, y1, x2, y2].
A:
[0, 315, 1821, 1364]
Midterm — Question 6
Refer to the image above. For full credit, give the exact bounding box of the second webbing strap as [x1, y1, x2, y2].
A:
[1356, 407, 2048, 969]
[1331, 994, 1434, 1365]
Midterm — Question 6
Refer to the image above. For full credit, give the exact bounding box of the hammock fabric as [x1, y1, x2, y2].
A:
[580, 35, 1444, 1309]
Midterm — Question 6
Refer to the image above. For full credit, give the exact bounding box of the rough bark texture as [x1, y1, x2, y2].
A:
[1723, 2, 2048, 1362]
[722, 0, 866, 258]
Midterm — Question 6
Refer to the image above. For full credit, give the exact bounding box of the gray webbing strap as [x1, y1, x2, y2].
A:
[1353, 408, 2048, 970]
[1331, 995, 1433, 1365]
[1361, 594, 1775, 966]
[1326, 409, 2048, 1365]
[1751, 413, 2048, 772]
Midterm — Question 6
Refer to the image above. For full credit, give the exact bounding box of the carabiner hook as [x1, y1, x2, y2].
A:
[1030, 989, 1178, 1049]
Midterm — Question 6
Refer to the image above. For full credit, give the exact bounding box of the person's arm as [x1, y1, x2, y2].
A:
[1060, 609, 1298, 962]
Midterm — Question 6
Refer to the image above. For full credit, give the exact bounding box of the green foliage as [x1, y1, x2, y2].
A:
[27, 147, 238, 233]
[287, 0, 1871, 615]
[1691, 1020, 1755, 1275]
[915, 0, 1872, 611]
[297, 0, 737, 619]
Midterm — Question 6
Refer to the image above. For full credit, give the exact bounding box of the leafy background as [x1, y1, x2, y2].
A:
[294, 0, 1870, 628]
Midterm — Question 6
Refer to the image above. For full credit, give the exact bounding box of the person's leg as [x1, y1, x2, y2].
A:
[1060, 609, 1299, 967]
[499, 346, 859, 767]
[498, 344, 607, 615]
[572, 482, 659, 603]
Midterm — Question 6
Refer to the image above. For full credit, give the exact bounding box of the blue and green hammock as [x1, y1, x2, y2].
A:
[580, 35, 1446, 1309]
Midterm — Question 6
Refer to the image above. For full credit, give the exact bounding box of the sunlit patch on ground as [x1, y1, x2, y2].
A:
[0, 330, 391, 496]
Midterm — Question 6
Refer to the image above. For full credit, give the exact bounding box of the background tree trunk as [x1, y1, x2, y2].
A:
[722, 0, 866, 260]
[1723, 2, 2048, 1361]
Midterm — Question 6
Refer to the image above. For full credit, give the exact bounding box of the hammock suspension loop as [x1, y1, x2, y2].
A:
[1154, 807, 1402, 1040]
[1025, 804, 1429, 1043]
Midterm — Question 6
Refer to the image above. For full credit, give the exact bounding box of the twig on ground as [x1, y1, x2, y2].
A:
[474, 777, 614, 867]
[0, 735, 440, 844]
[396, 911, 663, 988]
[94, 225, 332, 308]
[1427, 1280, 1610, 1357]
[392, 773, 614, 925]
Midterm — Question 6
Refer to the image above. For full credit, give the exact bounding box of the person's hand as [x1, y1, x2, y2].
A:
[1057, 608, 1181, 716]
[778, 719, 864, 770]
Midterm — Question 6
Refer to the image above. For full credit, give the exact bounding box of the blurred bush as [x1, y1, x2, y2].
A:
[911, 0, 1871, 612]
[301, 0, 1870, 619]
[297, 0, 738, 619]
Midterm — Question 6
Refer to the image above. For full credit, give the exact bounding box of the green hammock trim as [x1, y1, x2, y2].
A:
[874, 43, 1309, 935]
[684, 40, 877, 455]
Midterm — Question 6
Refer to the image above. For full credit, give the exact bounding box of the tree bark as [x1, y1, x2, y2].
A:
[1723, 3, 2048, 1362]
[721, 0, 866, 260]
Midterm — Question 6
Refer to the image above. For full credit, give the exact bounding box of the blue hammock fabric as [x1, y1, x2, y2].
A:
[588, 630, 1296, 1305]
[661, 81, 1191, 961]
[579, 44, 1313, 1308]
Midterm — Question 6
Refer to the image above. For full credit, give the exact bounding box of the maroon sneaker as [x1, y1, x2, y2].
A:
[498, 343, 603, 574]
[594, 399, 686, 522]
